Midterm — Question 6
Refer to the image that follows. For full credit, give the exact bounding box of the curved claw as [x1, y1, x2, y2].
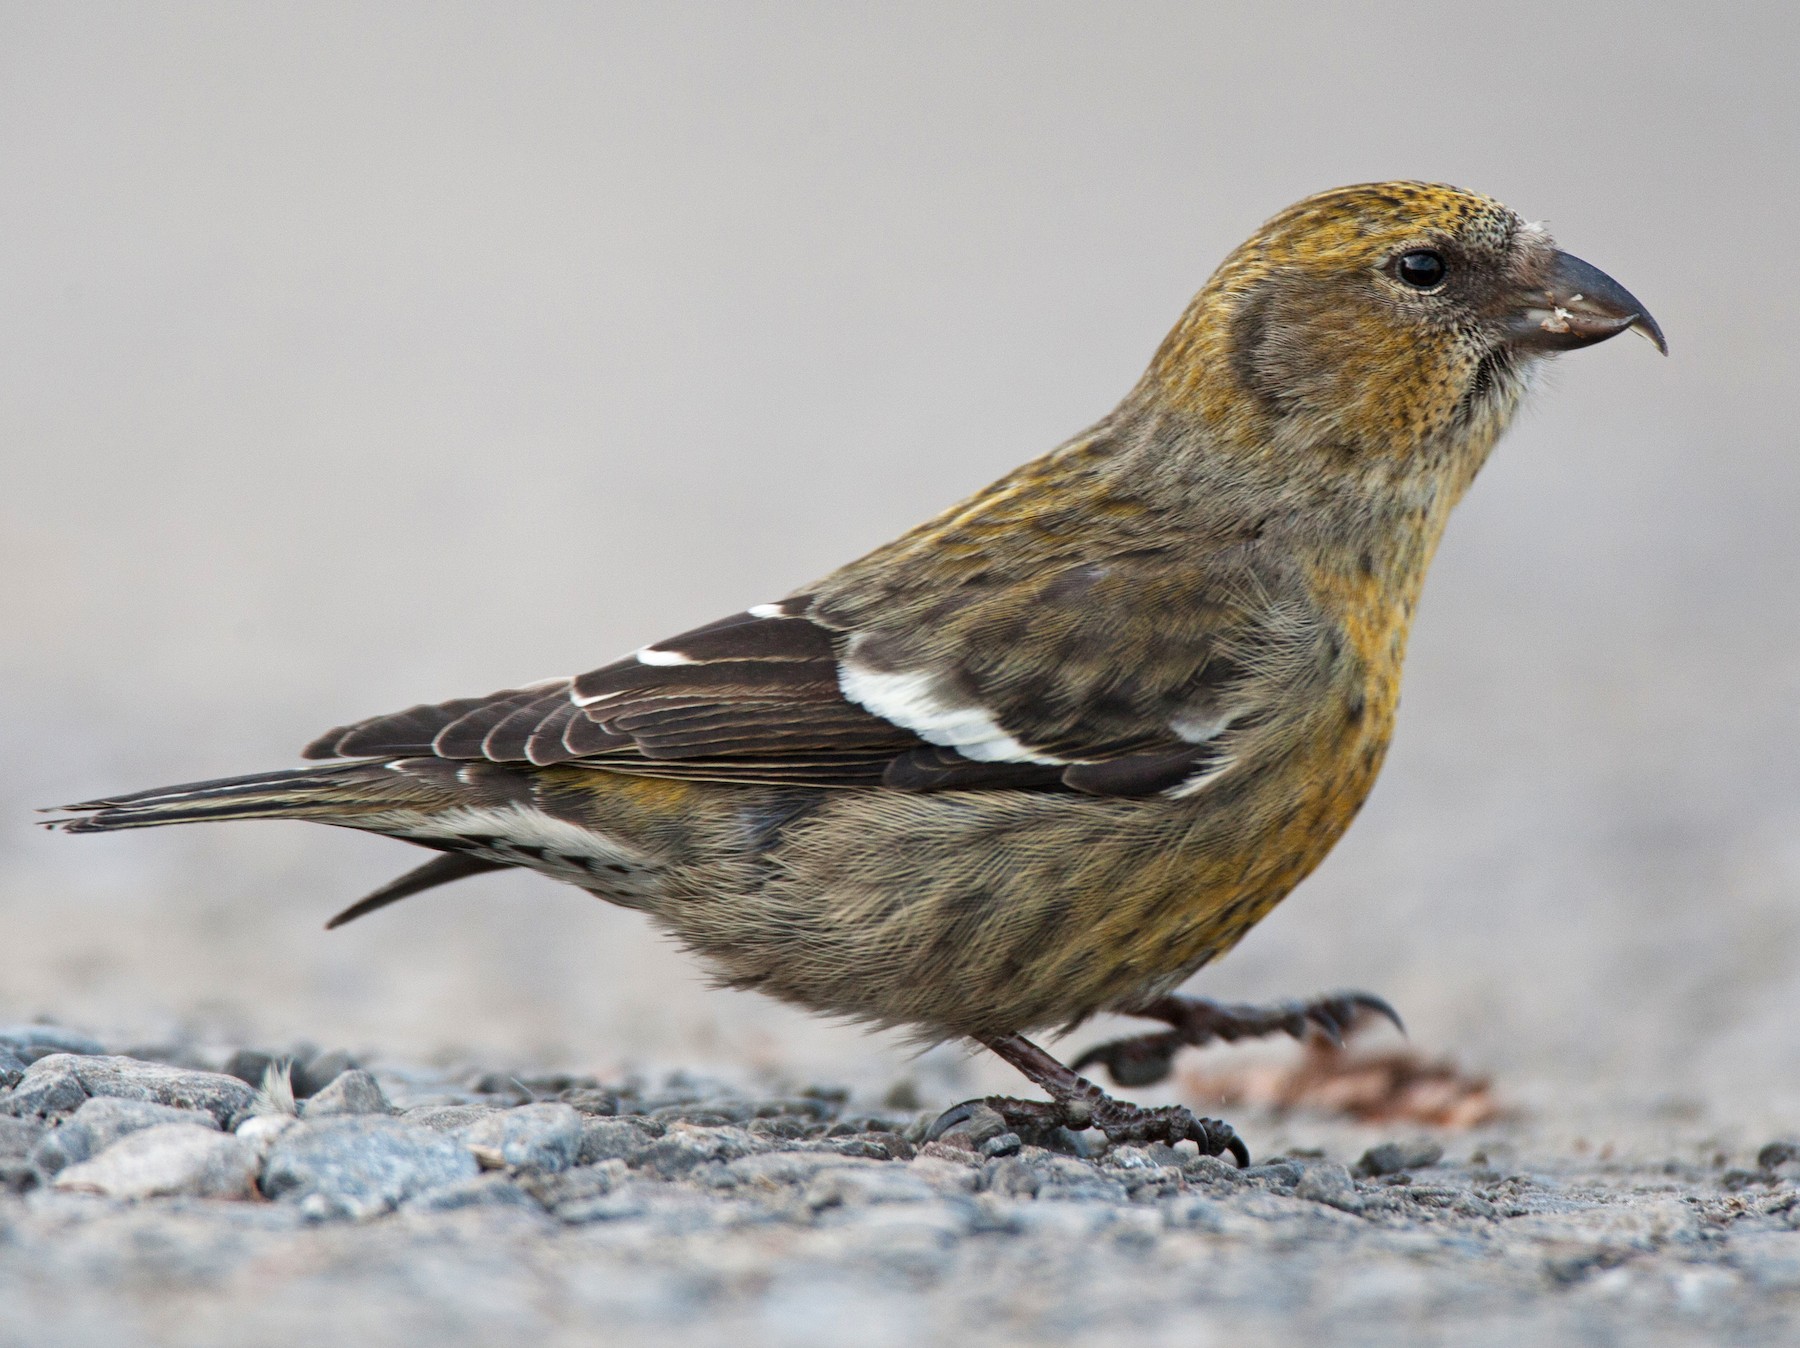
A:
[923, 1098, 987, 1143]
[1342, 990, 1406, 1037]
[1195, 1117, 1251, 1169]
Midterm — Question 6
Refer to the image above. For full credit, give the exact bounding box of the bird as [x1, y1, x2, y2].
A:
[48, 182, 1665, 1164]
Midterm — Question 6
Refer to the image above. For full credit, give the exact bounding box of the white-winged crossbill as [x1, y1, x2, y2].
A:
[51, 182, 1665, 1162]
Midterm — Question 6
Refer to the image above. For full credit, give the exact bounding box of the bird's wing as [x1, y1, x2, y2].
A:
[304, 554, 1315, 798]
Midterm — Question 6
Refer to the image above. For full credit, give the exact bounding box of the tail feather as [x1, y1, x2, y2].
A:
[43, 763, 403, 833]
[323, 852, 507, 929]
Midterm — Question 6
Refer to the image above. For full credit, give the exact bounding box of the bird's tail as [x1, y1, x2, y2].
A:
[42, 762, 415, 834]
[43, 759, 528, 929]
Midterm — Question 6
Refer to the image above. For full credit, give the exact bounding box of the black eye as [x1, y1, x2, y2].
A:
[1396, 249, 1447, 289]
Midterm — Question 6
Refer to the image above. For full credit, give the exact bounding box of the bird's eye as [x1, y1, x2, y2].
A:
[1396, 250, 1447, 289]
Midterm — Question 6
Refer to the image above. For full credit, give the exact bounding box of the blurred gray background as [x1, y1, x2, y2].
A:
[4, 3, 1796, 1112]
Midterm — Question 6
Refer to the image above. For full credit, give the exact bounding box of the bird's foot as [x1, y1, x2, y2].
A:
[1071, 990, 1403, 1088]
[926, 1031, 1250, 1165]
[925, 1093, 1249, 1166]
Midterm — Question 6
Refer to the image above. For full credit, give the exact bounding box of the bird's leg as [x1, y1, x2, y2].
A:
[1070, 990, 1403, 1088]
[925, 1032, 1250, 1166]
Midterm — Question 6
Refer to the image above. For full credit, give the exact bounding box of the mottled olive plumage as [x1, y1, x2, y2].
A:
[53, 183, 1663, 1102]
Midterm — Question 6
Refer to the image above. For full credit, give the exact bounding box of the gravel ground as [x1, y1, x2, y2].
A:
[3, 1024, 1798, 1348]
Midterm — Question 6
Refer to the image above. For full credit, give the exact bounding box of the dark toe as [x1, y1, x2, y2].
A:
[1070, 1036, 1178, 1088]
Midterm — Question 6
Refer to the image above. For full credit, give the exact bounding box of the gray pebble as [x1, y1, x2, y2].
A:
[1293, 1162, 1364, 1213]
[806, 1165, 938, 1209]
[980, 1131, 1023, 1159]
[222, 1049, 276, 1088]
[1757, 1139, 1799, 1172]
[1354, 1140, 1445, 1178]
[555, 1186, 648, 1224]
[0, 1116, 47, 1193]
[1241, 1161, 1304, 1190]
[400, 1172, 543, 1213]
[32, 1096, 219, 1175]
[0, 1044, 25, 1089]
[262, 1117, 480, 1220]
[0, 1025, 105, 1061]
[558, 1088, 619, 1116]
[578, 1117, 659, 1165]
[403, 1104, 503, 1133]
[637, 1123, 760, 1178]
[52, 1123, 260, 1200]
[5, 1054, 255, 1128]
[300, 1069, 393, 1118]
[459, 1102, 582, 1174]
[981, 1156, 1041, 1198]
[292, 1051, 359, 1099]
[517, 1158, 627, 1211]
[1183, 1153, 1251, 1188]
[0, 1061, 86, 1117]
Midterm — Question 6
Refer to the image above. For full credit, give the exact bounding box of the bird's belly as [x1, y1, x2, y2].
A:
[655, 741, 1388, 1040]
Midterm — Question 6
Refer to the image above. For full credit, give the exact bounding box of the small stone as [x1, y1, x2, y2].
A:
[0, 1025, 105, 1060]
[0, 1116, 46, 1192]
[917, 1140, 984, 1167]
[292, 1050, 360, 1099]
[518, 1158, 628, 1214]
[222, 1049, 277, 1088]
[1354, 1140, 1445, 1178]
[1241, 1161, 1303, 1190]
[555, 1186, 647, 1224]
[401, 1172, 543, 1213]
[636, 1123, 758, 1178]
[1183, 1153, 1249, 1188]
[1294, 1162, 1364, 1212]
[53, 1123, 259, 1200]
[1757, 1140, 1800, 1172]
[0, 1116, 45, 1158]
[0, 1044, 25, 1089]
[982, 1156, 1041, 1198]
[558, 1088, 619, 1116]
[300, 1070, 394, 1118]
[578, 1117, 659, 1165]
[804, 1166, 937, 1209]
[262, 1117, 480, 1220]
[0, 1062, 87, 1118]
[8, 1054, 256, 1128]
[1107, 1144, 1161, 1170]
[404, 1105, 503, 1132]
[31, 1096, 218, 1174]
[980, 1131, 1023, 1159]
[458, 1103, 582, 1174]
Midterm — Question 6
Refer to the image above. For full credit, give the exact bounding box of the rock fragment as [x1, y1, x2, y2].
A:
[4, 1054, 256, 1128]
[300, 1069, 393, 1118]
[52, 1123, 259, 1200]
[1354, 1139, 1445, 1178]
[636, 1123, 759, 1178]
[401, 1172, 543, 1213]
[1294, 1162, 1364, 1212]
[261, 1117, 479, 1220]
[31, 1097, 219, 1175]
[578, 1117, 660, 1165]
[0, 1025, 105, 1061]
[0, 1044, 25, 1089]
[458, 1102, 582, 1174]
[0, 1116, 46, 1192]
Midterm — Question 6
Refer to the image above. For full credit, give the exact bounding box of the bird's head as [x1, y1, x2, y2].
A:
[1148, 181, 1664, 483]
